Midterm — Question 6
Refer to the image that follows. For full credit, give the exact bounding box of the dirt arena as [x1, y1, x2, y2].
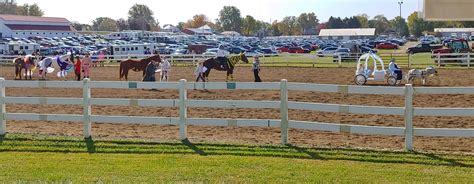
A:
[0, 65, 473, 153]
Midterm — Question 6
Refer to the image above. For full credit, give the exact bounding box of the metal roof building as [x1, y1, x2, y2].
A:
[318, 28, 376, 40]
[0, 14, 76, 38]
[434, 28, 474, 38]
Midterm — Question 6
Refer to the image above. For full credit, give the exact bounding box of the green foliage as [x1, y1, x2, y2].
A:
[408, 12, 433, 37]
[297, 12, 319, 35]
[355, 14, 370, 28]
[127, 4, 159, 31]
[0, 134, 472, 183]
[391, 16, 410, 36]
[242, 15, 257, 36]
[278, 16, 300, 35]
[372, 15, 390, 34]
[92, 17, 118, 32]
[116, 18, 129, 31]
[217, 6, 242, 33]
[0, 1, 43, 16]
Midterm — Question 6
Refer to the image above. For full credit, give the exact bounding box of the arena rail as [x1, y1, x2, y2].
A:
[0, 78, 473, 151]
[2, 52, 473, 69]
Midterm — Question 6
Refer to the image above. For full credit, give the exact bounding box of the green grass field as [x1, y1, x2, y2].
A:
[0, 134, 473, 183]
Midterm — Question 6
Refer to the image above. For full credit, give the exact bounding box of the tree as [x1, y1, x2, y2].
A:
[128, 4, 158, 31]
[0, 0, 18, 15]
[92, 17, 118, 32]
[184, 14, 209, 28]
[327, 16, 344, 29]
[407, 12, 433, 37]
[278, 16, 300, 35]
[242, 15, 257, 36]
[176, 22, 185, 31]
[271, 20, 281, 36]
[344, 16, 361, 28]
[391, 16, 409, 36]
[316, 22, 327, 34]
[371, 15, 390, 34]
[217, 6, 242, 33]
[297, 13, 319, 35]
[355, 14, 369, 28]
[116, 18, 129, 31]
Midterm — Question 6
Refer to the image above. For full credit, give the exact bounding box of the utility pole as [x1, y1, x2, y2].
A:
[398, 0, 403, 18]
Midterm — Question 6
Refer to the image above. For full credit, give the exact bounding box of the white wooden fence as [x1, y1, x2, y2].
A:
[0, 78, 473, 151]
[1, 53, 473, 68]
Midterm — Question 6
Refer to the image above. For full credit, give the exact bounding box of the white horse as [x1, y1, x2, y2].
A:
[406, 66, 438, 85]
[38, 54, 71, 80]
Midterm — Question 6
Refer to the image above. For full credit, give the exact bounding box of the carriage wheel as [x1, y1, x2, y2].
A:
[387, 76, 397, 86]
[354, 74, 367, 85]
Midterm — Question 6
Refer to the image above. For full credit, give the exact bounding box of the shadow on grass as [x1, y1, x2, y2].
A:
[0, 134, 5, 143]
[0, 134, 472, 168]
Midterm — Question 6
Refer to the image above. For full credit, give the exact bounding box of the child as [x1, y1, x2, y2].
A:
[82, 52, 91, 79]
[194, 61, 206, 82]
[74, 56, 81, 81]
[252, 55, 262, 82]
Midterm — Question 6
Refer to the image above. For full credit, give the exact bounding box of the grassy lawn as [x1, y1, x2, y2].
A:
[0, 134, 473, 183]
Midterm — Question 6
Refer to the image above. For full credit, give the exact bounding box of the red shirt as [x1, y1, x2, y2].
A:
[75, 59, 81, 73]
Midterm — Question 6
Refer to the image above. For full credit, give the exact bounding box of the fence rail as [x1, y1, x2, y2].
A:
[0, 78, 473, 151]
[1, 52, 473, 69]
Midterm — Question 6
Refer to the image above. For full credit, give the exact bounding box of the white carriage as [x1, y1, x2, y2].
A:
[354, 53, 401, 86]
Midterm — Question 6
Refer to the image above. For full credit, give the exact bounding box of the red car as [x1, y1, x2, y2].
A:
[276, 46, 290, 53]
[376, 42, 399, 49]
[288, 47, 311, 54]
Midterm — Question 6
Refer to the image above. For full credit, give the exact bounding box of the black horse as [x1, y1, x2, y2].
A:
[202, 53, 249, 82]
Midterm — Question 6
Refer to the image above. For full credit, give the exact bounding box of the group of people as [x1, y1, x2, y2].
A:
[142, 54, 262, 83]
[142, 57, 171, 82]
[71, 52, 92, 81]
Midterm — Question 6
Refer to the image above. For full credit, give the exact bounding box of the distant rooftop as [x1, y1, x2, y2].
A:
[319, 28, 376, 36]
[0, 14, 70, 24]
[434, 28, 474, 32]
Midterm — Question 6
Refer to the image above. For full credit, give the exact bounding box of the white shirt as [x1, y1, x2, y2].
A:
[217, 49, 229, 57]
[389, 62, 399, 72]
[161, 60, 171, 71]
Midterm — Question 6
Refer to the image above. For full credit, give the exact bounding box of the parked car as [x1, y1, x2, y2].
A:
[406, 43, 443, 54]
[376, 42, 399, 49]
[202, 48, 218, 56]
[332, 48, 352, 61]
[276, 46, 290, 53]
[470, 35, 474, 41]
[288, 47, 310, 54]
[317, 47, 338, 57]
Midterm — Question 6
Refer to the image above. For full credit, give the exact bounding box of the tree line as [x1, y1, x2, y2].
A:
[2, 1, 474, 37]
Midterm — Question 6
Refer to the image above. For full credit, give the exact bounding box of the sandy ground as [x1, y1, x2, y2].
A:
[0, 65, 473, 153]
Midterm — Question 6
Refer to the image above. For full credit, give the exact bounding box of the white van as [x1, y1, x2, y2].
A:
[109, 43, 157, 59]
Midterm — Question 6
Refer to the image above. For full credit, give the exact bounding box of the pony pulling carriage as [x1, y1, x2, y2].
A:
[354, 53, 402, 86]
[354, 53, 439, 86]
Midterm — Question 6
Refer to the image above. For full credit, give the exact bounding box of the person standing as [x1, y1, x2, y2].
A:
[160, 58, 171, 82]
[194, 61, 206, 82]
[143, 59, 157, 82]
[74, 56, 82, 81]
[82, 52, 92, 79]
[252, 55, 262, 82]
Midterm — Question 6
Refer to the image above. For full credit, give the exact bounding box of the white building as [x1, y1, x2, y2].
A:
[162, 24, 180, 33]
[0, 14, 77, 38]
[434, 28, 474, 39]
[319, 28, 376, 40]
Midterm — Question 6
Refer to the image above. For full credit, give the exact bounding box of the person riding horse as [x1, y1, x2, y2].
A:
[216, 45, 230, 70]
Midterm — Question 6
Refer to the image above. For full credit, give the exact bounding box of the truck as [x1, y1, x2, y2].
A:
[432, 39, 472, 64]
[406, 43, 442, 54]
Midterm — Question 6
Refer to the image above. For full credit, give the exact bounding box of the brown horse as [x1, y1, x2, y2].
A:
[14, 56, 36, 80]
[203, 53, 249, 82]
[119, 55, 162, 80]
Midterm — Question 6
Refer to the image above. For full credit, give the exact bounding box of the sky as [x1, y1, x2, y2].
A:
[16, 0, 419, 25]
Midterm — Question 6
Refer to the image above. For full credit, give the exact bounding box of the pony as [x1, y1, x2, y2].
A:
[406, 66, 438, 85]
[13, 55, 36, 80]
[119, 54, 162, 81]
[37, 57, 54, 80]
[202, 53, 249, 82]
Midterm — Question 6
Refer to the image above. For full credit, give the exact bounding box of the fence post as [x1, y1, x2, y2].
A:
[467, 53, 471, 69]
[280, 79, 289, 145]
[437, 53, 441, 68]
[0, 78, 5, 135]
[408, 53, 412, 68]
[179, 79, 187, 140]
[83, 78, 92, 138]
[404, 84, 414, 151]
[338, 55, 342, 68]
